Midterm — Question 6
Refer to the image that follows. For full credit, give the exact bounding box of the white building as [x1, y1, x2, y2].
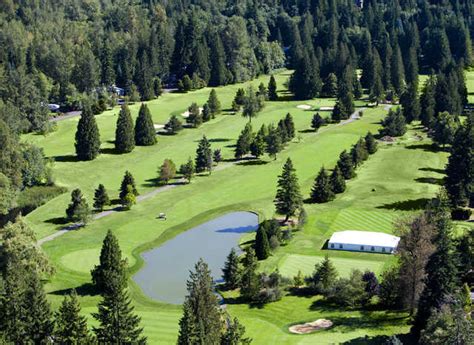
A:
[328, 230, 400, 254]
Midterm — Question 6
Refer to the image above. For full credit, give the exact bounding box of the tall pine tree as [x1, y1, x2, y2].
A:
[115, 104, 135, 153]
[135, 104, 156, 146]
[274, 158, 303, 221]
[75, 106, 101, 161]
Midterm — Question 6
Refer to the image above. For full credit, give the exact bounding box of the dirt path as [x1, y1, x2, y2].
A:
[38, 107, 368, 245]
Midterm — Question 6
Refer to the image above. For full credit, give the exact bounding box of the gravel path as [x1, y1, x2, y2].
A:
[38, 107, 366, 245]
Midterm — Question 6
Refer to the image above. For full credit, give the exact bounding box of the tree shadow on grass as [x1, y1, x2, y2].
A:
[299, 128, 316, 133]
[377, 198, 432, 211]
[343, 333, 415, 345]
[237, 160, 268, 166]
[101, 147, 121, 155]
[414, 177, 444, 185]
[142, 177, 160, 188]
[405, 143, 444, 153]
[325, 313, 410, 334]
[419, 167, 445, 174]
[53, 154, 78, 162]
[50, 283, 98, 297]
[45, 216, 68, 225]
[208, 138, 232, 143]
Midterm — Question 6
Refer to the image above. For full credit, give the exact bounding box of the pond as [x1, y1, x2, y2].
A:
[133, 211, 258, 304]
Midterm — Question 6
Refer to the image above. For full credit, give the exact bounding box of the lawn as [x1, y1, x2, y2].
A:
[21, 69, 462, 344]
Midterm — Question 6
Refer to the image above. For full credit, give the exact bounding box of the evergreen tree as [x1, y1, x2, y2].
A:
[311, 113, 325, 132]
[66, 189, 90, 224]
[274, 158, 303, 221]
[330, 166, 346, 194]
[75, 106, 101, 161]
[91, 230, 127, 294]
[209, 32, 228, 87]
[207, 89, 221, 116]
[242, 86, 260, 122]
[23, 272, 54, 343]
[289, 51, 321, 100]
[177, 259, 222, 345]
[165, 115, 183, 134]
[350, 138, 369, 167]
[413, 192, 459, 336]
[365, 132, 378, 154]
[432, 112, 459, 147]
[202, 103, 211, 122]
[400, 83, 420, 123]
[187, 103, 203, 128]
[213, 149, 222, 165]
[420, 76, 436, 128]
[321, 73, 338, 97]
[93, 184, 110, 211]
[255, 226, 271, 260]
[369, 49, 385, 104]
[240, 247, 260, 301]
[277, 120, 288, 144]
[268, 75, 278, 101]
[120, 184, 136, 210]
[337, 150, 355, 180]
[93, 272, 145, 344]
[195, 136, 212, 174]
[235, 123, 253, 159]
[265, 125, 282, 160]
[310, 255, 338, 294]
[100, 39, 115, 86]
[391, 43, 405, 97]
[55, 290, 92, 344]
[115, 104, 135, 153]
[222, 248, 241, 290]
[311, 167, 335, 203]
[135, 104, 157, 146]
[445, 116, 473, 207]
[180, 157, 195, 183]
[221, 318, 251, 345]
[380, 108, 407, 137]
[250, 130, 266, 159]
[284, 113, 295, 140]
[119, 171, 138, 200]
[153, 77, 163, 98]
[232, 89, 246, 112]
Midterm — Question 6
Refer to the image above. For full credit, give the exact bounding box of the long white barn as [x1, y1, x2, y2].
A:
[328, 230, 400, 254]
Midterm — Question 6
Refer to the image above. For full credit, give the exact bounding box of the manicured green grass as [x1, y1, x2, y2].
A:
[22, 70, 470, 344]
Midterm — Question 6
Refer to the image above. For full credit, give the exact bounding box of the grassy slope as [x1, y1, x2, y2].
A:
[22, 70, 459, 344]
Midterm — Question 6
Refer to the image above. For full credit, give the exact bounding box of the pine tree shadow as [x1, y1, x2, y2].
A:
[45, 216, 68, 225]
[101, 147, 121, 155]
[142, 177, 160, 188]
[50, 283, 98, 297]
[53, 154, 78, 162]
[343, 333, 414, 344]
[414, 177, 444, 185]
[405, 143, 444, 153]
[208, 138, 232, 143]
[299, 129, 316, 133]
[237, 160, 268, 166]
[377, 198, 432, 211]
[419, 167, 445, 174]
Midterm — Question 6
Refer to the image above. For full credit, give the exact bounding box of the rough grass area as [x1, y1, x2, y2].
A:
[21, 70, 474, 344]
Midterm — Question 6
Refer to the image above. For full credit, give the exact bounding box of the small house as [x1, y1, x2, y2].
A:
[328, 230, 400, 254]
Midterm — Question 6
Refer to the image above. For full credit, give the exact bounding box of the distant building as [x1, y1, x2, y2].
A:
[328, 230, 400, 254]
[110, 85, 125, 97]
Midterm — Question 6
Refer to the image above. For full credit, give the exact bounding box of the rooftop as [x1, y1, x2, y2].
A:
[329, 230, 400, 248]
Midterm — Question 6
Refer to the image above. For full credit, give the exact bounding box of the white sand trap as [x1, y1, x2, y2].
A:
[181, 107, 203, 118]
[297, 104, 312, 110]
[319, 106, 334, 111]
[154, 124, 165, 129]
[289, 319, 333, 334]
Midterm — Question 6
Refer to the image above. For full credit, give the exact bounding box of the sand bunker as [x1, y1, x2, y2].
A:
[181, 107, 203, 118]
[297, 104, 312, 110]
[154, 124, 165, 129]
[319, 106, 334, 111]
[289, 319, 333, 334]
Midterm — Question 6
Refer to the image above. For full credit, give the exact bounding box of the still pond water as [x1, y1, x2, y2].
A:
[133, 211, 258, 304]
